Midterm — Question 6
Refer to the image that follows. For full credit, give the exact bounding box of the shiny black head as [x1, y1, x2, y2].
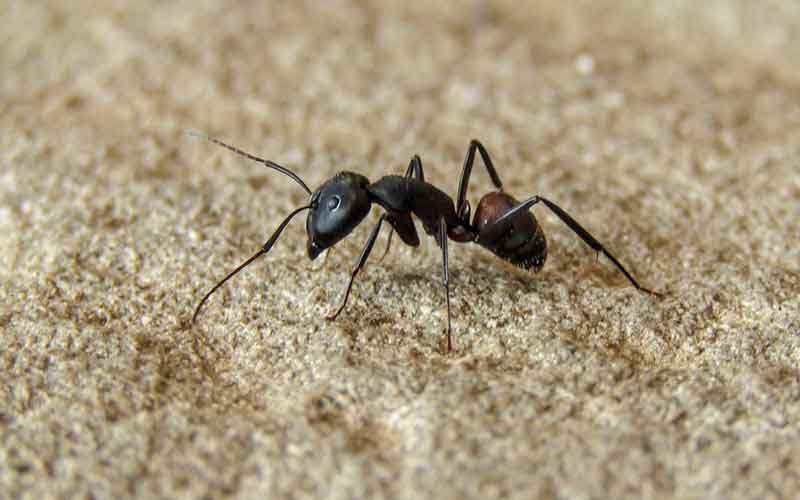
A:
[306, 172, 372, 260]
[189, 134, 375, 323]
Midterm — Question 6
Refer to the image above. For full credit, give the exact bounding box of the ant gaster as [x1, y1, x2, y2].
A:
[191, 133, 661, 352]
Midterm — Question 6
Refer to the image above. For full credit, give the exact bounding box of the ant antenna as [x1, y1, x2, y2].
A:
[188, 131, 313, 196]
[192, 204, 312, 323]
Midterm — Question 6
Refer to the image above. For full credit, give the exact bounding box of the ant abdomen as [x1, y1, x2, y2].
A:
[473, 191, 547, 271]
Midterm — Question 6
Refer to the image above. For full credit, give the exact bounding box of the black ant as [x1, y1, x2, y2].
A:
[191, 133, 661, 352]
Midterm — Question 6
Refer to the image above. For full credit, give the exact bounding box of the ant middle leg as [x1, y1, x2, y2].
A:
[456, 140, 505, 223]
[437, 216, 453, 352]
[380, 155, 425, 261]
[404, 154, 425, 181]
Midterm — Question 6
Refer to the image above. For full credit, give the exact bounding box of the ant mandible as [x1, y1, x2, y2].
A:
[191, 133, 661, 352]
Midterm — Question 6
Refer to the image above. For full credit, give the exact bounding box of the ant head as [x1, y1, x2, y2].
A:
[306, 172, 372, 260]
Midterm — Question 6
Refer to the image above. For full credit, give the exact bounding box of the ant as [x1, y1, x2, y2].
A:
[191, 133, 661, 352]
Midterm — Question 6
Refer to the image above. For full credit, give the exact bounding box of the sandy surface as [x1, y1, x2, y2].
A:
[2, 1, 799, 498]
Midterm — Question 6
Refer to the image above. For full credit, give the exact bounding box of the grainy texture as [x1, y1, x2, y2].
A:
[2, 1, 799, 499]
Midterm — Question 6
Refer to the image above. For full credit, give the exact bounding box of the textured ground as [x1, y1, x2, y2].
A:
[2, 1, 799, 499]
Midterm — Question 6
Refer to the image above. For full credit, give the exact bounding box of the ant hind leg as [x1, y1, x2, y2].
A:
[480, 195, 662, 296]
[456, 140, 504, 222]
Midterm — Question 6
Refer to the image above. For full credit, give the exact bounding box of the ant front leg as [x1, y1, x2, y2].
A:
[480, 195, 662, 296]
[327, 214, 388, 321]
[456, 140, 505, 224]
[380, 155, 425, 261]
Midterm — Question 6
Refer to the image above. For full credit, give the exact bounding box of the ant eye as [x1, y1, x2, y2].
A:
[326, 196, 341, 211]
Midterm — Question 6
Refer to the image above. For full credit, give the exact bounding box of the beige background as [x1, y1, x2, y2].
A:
[2, 1, 799, 498]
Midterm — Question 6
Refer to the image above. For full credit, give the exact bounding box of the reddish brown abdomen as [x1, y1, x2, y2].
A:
[473, 191, 547, 271]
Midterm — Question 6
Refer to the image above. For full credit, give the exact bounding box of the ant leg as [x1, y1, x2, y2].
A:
[327, 214, 388, 320]
[378, 227, 394, 262]
[381, 155, 425, 261]
[437, 216, 453, 352]
[456, 140, 504, 221]
[405, 154, 425, 181]
[480, 196, 662, 296]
